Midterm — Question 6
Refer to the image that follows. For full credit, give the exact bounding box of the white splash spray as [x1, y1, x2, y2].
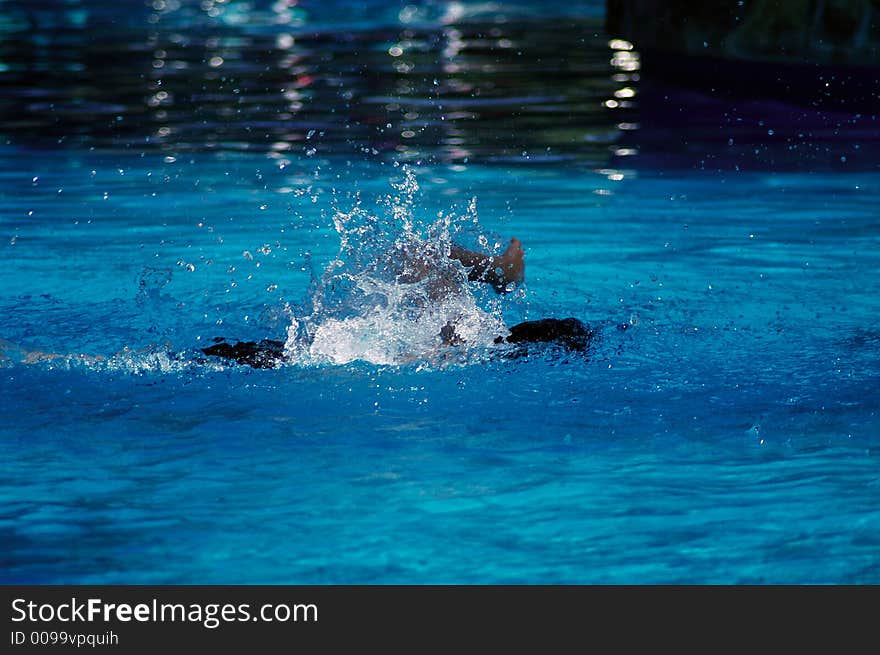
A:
[283, 166, 509, 366]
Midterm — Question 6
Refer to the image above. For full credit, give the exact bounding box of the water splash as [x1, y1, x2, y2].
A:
[283, 166, 509, 366]
[0, 166, 517, 373]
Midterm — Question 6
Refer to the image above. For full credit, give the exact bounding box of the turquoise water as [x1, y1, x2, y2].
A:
[1, 0, 879, 583]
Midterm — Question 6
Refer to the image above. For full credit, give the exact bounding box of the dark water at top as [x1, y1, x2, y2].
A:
[1, 0, 626, 166]
[3, 0, 877, 170]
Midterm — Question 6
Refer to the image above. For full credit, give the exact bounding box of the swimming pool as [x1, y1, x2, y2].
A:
[1, 0, 878, 583]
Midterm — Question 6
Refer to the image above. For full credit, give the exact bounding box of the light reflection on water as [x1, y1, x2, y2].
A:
[3, 0, 875, 171]
[0, 0, 633, 168]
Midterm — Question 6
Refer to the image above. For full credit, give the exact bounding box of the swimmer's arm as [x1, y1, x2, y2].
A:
[449, 244, 504, 287]
[450, 238, 524, 292]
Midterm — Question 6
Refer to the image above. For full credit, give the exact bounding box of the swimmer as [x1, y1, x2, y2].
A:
[202, 238, 593, 368]
[201, 316, 592, 368]
[0, 238, 593, 369]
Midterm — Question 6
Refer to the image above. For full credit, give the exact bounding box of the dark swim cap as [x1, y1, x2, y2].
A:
[495, 318, 593, 351]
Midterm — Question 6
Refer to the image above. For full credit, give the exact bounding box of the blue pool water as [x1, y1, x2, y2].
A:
[1, 0, 879, 583]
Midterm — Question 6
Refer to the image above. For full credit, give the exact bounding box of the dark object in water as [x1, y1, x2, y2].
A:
[201, 338, 285, 369]
[202, 317, 593, 368]
[495, 318, 593, 352]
